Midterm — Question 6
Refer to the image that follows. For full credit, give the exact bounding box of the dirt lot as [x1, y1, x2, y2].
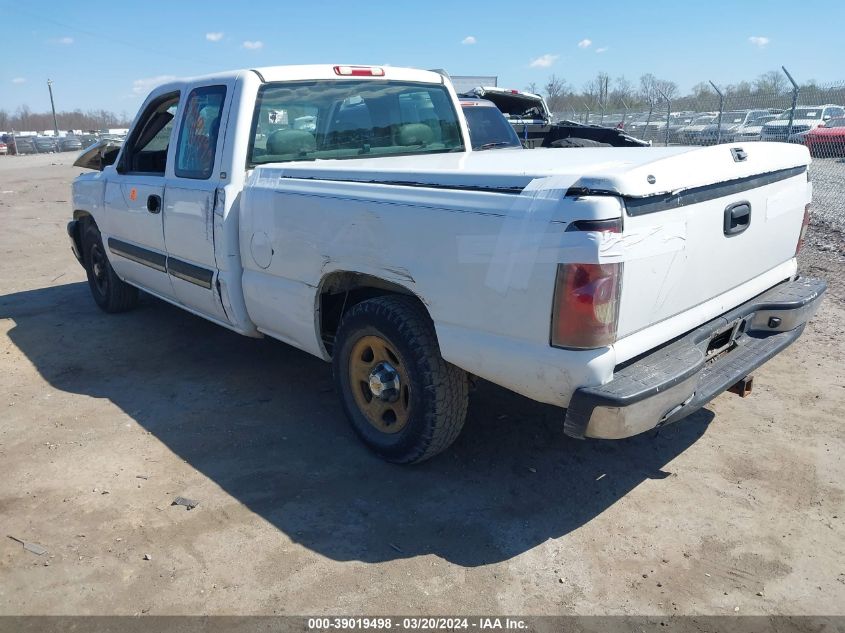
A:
[1, 153, 843, 616]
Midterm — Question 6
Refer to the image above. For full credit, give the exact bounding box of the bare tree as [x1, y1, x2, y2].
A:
[525, 82, 538, 94]
[638, 73, 658, 104]
[638, 74, 678, 104]
[754, 70, 788, 95]
[583, 72, 610, 108]
[609, 76, 634, 108]
[544, 74, 569, 111]
[1, 105, 131, 133]
[655, 79, 678, 100]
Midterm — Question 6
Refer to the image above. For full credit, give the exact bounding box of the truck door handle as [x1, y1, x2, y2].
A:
[147, 194, 162, 214]
[724, 202, 751, 236]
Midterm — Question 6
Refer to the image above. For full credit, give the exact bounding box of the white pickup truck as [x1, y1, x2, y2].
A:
[68, 64, 826, 463]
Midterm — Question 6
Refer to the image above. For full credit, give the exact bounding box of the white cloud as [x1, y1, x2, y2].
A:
[11, 77, 26, 84]
[461, 35, 477, 45]
[577, 38, 592, 49]
[58, 36, 74, 45]
[596, 47, 608, 53]
[132, 75, 177, 95]
[749, 35, 770, 48]
[529, 53, 559, 68]
[205, 32, 224, 42]
[242, 40, 263, 50]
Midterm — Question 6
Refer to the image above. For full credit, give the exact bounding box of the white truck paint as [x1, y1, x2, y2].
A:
[69, 64, 825, 463]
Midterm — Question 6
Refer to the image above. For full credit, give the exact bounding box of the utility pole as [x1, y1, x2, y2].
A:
[47, 79, 59, 137]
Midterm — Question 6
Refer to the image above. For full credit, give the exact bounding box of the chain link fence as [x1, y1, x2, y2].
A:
[555, 80, 845, 234]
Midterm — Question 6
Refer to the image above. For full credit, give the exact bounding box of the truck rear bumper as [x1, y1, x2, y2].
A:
[563, 276, 827, 439]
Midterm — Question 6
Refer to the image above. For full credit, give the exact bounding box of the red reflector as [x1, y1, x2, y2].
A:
[796, 203, 811, 256]
[333, 65, 385, 77]
[509, 89, 519, 94]
[551, 263, 622, 349]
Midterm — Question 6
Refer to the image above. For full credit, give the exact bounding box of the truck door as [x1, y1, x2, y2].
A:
[162, 83, 231, 322]
[101, 91, 181, 299]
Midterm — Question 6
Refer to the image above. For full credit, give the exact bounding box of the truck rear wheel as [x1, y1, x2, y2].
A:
[332, 295, 469, 463]
[82, 221, 139, 313]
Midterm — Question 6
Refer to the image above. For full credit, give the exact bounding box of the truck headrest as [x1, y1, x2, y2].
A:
[397, 123, 433, 146]
[267, 129, 316, 155]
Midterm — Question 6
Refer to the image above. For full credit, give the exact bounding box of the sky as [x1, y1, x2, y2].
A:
[1, 0, 842, 116]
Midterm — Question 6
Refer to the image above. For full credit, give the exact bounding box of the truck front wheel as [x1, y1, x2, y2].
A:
[82, 221, 139, 313]
[333, 295, 469, 463]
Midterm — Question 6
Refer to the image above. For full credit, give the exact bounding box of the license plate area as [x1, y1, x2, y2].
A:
[705, 318, 745, 361]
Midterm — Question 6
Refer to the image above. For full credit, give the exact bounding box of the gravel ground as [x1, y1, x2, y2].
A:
[801, 158, 845, 303]
[0, 153, 843, 618]
[809, 157, 845, 235]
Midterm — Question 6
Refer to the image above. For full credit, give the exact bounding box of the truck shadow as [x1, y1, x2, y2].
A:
[1, 282, 713, 568]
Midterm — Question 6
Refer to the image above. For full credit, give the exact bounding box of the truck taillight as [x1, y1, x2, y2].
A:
[551, 263, 622, 349]
[333, 65, 385, 77]
[796, 204, 811, 256]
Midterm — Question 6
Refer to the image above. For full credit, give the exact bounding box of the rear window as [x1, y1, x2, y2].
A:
[247, 80, 464, 166]
[461, 105, 522, 150]
[780, 109, 822, 120]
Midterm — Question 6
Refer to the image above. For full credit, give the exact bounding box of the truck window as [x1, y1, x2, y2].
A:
[175, 85, 227, 180]
[462, 105, 522, 150]
[247, 80, 464, 166]
[119, 92, 180, 175]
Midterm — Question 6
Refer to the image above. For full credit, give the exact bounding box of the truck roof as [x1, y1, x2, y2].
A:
[146, 65, 447, 91]
[253, 64, 445, 85]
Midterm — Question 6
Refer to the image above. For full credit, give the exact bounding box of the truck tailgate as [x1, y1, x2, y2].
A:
[611, 148, 811, 339]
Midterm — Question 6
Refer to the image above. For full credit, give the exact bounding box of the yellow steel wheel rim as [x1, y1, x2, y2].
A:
[348, 335, 411, 434]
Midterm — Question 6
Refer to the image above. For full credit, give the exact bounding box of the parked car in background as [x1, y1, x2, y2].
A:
[80, 134, 100, 148]
[59, 136, 83, 152]
[34, 136, 59, 153]
[461, 87, 648, 148]
[13, 136, 37, 154]
[0, 141, 7, 155]
[463, 86, 552, 125]
[788, 129, 813, 145]
[803, 117, 845, 157]
[625, 118, 665, 141]
[761, 105, 845, 142]
[679, 115, 716, 144]
[666, 115, 697, 143]
[697, 110, 774, 144]
[732, 114, 779, 142]
[459, 98, 523, 150]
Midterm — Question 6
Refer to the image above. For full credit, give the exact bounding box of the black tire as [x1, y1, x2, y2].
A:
[81, 220, 139, 313]
[332, 295, 469, 464]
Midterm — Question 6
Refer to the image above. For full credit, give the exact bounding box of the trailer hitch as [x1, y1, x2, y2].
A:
[728, 375, 754, 397]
